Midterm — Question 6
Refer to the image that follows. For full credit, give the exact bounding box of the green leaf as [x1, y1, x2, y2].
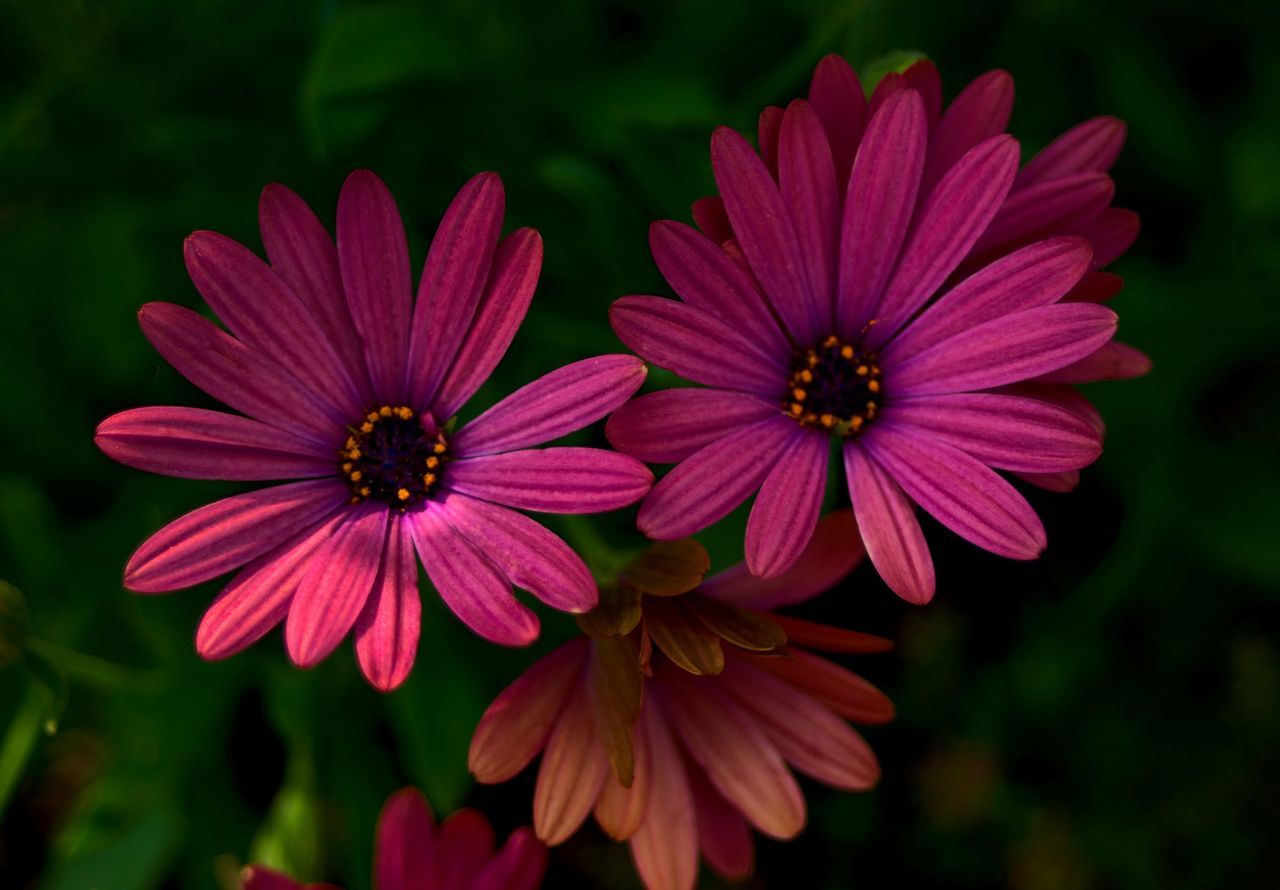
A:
[859, 49, 929, 95]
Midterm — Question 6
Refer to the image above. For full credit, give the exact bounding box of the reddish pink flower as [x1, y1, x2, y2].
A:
[96, 170, 652, 689]
[609, 56, 1147, 603]
[468, 511, 893, 890]
[241, 787, 545, 890]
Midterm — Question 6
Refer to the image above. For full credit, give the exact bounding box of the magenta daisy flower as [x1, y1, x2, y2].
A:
[241, 786, 546, 890]
[469, 512, 893, 890]
[96, 170, 652, 689]
[609, 62, 1144, 604]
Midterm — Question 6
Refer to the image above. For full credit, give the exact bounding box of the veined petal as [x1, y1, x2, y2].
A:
[972, 171, 1114, 257]
[353, 515, 419, 691]
[374, 788, 436, 890]
[407, 172, 506, 408]
[1016, 116, 1127, 187]
[96, 406, 332, 481]
[843, 445, 934, 604]
[756, 105, 784, 178]
[745, 427, 828, 578]
[595, 699, 652, 840]
[124, 479, 347, 593]
[605, 388, 777, 464]
[808, 53, 866, 190]
[1034, 339, 1151, 383]
[922, 69, 1014, 196]
[745, 648, 895, 723]
[778, 100, 840, 325]
[453, 355, 646, 456]
[534, 670, 609, 845]
[690, 769, 754, 881]
[627, 701, 697, 890]
[766, 615, 893, 655]
[1081, 207, 1140, 268]
[445, 448, 652, 515]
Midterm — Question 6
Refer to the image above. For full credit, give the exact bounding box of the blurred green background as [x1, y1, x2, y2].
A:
[1, 0, 1278, 887]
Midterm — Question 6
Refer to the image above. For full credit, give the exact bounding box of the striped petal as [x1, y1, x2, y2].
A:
[605, 388, 777, 464]
[445, 448, 652, 515]
[745, 427, 828, 578]
[353, 514, 419, 691]
[844, 445, 934, 604]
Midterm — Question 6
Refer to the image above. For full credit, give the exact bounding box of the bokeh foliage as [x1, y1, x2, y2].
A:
[1, 0, 1278, 887]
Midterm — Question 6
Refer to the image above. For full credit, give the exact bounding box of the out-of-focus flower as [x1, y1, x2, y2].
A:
[240, 787, 545, 890]
[469, 511, 893, 890]
[610, 56, 1146, 603]
[97, 170, 652, 690]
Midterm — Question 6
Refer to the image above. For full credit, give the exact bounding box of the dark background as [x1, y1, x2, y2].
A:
[1, 0, 1278, 887]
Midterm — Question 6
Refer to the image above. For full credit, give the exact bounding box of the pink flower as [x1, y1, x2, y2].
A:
[240, 787, 545, 890]
[96, 170, 653, 690]
[468, 511, 893, 890]
[609, 57, 1147, 604]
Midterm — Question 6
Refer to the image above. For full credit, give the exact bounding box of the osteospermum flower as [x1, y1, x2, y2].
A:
[609, 62, 1144, 603]
[96, 170, 652, 689]
[241, 787, 545, 890]
[468, 511, 894, 890]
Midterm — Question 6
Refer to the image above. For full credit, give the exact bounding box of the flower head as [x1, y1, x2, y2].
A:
[468, 511, 893, 890]
[241, 787, 545, 890]
[609, 56, 1147, 603]
[96, 170, 653, 689]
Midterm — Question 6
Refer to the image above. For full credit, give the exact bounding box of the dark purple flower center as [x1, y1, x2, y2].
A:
[339, 406, 448, 508]
[784, 335, 883, 436]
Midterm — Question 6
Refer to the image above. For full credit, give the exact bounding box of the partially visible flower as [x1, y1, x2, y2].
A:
[96, 170, 652, 690]
[241, 787, 545, 890]
[469, 511, 893, 890]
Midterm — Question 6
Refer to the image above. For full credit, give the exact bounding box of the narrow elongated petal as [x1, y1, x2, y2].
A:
[837, 90, 927, 336]
[441, 493, 596, 612]
[474, 828, 548, 890]
[778, 100, 839, 320]
[353, 515, 419, 691]
[432, 229, 543, 420]
[259, 183, 374, 402]
[1016, 116, 1127, 187]
[336, 170, 412, 402]
[844, 445, 934, 604]
[1015, 470, 1080, 493]
[923, 70, 1014, 196]
[1081, 207, 1140, 267]
[645, 597, 725, 676]
[138, 302, 342, 443]
[637, 416, 793, 540]
[618, 539, 710, 598]
[865, 426, 1046, 559]
[712, 126, 823, 342]
[889, 303, 1118, 396]
[884, 237, 1092, 365]
[534, 671, 609, 845]
[605, 388, 777, 464]
[125, 480, 347, 592]
[997, 382, 1106, 436]
[436, 810, 495, 890]
[196, 512, 344, 660]
[470, 639, 588, 783]
[745, 427, 828, 578]
[872, 135, 1020, 346]
[1035, 339, 1151, 383]
[701, 509, 862, 609]
[1064, 270, 1124, 304]
[648, 220, 789, 357]
[746, 648, 895, 723]
[660, 666, 806, 839]
[690, 769, 754, 881]
[756, 106, 783, 177]
[407, 172, 505, 407]
[445, 448, 652, 514]
[591, 636, 644, 785]
[972, 171, 1114, 256]
[767, 615, 893, 654]
[887, 393, 1101, 472]
[628, 702, 697, 890]
[285, 503, 388, 667]
[453, 355, 646, 456]
[410, 502, 539, 646]
[808, 53, 866, 188]
[374, 788, 436, 890]
[690, 196, 733, 245]
[184, 231, 362, 416]
[96, 407, 332, 480]
[903, 59, 943, 123]
[595, 705, 651, 840]
[682, 596, 785, 652]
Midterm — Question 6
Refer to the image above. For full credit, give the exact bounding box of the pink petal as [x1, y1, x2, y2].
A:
[374, 787, 436, 890]
[870, 134, 1020, 346]
[757, 106, 783, 177]
[534, 670, 609, 845]
[605, 388, 777, 464]
[609, 295, 785, 396]
[922, 69, 1014, 197]
[1063, 270, 1125, 304]
[747, 648, 895, 723]
[996, 382, 1105, 436]
[452, 355, 646, 456]
[903, 59, 943, 123]
[636, 416, 793, 540]
[844, 445, 934, 604]
[1016, 116, 1127, 187]
[690, 196, 733, 245]
[183, 231, 363, 417]
[689, 768, 754, 881]
[712, 126, 824, 343]
[648, 220, 789, 357]
[972, 171, 1114, 257]
[865, 425, 1046, 559]
[628, 702, 698, 890]
[866, 71, 907, 117]
[766, 615, 893, 654]
[96, 407, 332, 481]
[407, 172, 506, 408]
[335, 170, 413, 403]
[124, 479, 347, 593]
[595, 695, 652, 840]
[473, 828, 548, 890]
[700, 509, 862, 610]
[436, 809, 496, 890]
[1014, 470, 1080, 492]
[885, 393, 1101, 472]
[778, 99, 840, 323]
[836, 89, 927, 337]
[1034, 339, 1152, 383]
[196, 512, 344, 660]
[1080, 207, 1140, 267]
[259, 182, 374, 404]
[445, 447, 652, 515]
[410, 502, 539, 646]
[353, 515, 419, 691]
[138, 302, 342, 444]
[745, 427, 828, 578]
[431, 229, 544, 421]
[439, 493, 596, 613]
[808, 53, 866, 190]
[470, 639, 588, 783]
[284, 502, 388, 667]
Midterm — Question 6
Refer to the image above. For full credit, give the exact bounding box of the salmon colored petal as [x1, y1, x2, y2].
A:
[594, 684, 652, 840]
[534, 671, 610, 845]
[353, 515, 420, 691]
[745, 648, 896, 724]
[689, 768, 754, 881]
[628, 701, 698, 890]
[766, 615, 893, 655]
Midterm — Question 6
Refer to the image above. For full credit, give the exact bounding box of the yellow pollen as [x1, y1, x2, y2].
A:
[433, 442, 446, 454]
[347, 448, 362, 460]
[397, 488, 411, 501]
[345, 436, 357, 449]
[822, 335, 839, 347]
[856, 365, 869, 376]
[792, 387, 807, 401]
[349, 470, 362, 482]
[423, 473, 437, 486]
[789, 403, 804, 416]
[359, 486, 371, 497]
[820, 413, 836, 428]
[341, 462, 353, 473]
[799, 369, 814, 383]
[426, 456, 440, 469]
[840, 345, 854, 359]
[397, 406, 413, 420]
[360, 421, 374, 433]
[868, 380, 881, 393]
[366, 411, 380, 422]
[850, 416, 864, 430]
[379, 406, 392, 417]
